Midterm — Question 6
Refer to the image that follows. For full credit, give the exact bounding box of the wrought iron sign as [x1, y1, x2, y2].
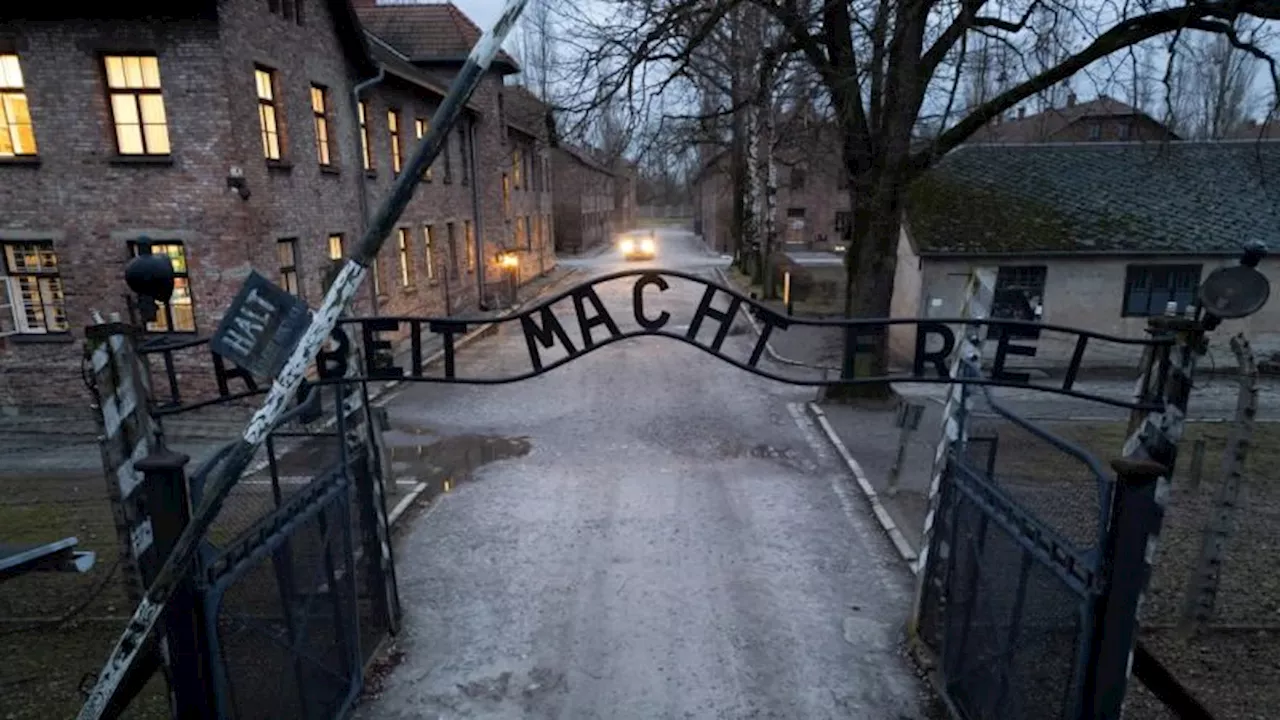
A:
[143, 269, 1174, 414]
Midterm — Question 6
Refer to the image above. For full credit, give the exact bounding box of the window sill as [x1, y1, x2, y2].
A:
[401, 286, 416, 295]
[9, 332, 74, 344]
[320, 165, 340, 176]
[110, 155, 174, 166]
[0, 156, 41, 167]
[266, 160, 292, 172]
[365, 170, 378, 179]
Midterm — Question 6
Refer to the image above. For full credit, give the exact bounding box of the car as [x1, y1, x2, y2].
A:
[619, 230, 657, 260]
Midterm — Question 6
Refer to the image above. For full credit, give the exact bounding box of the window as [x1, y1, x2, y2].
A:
[255, 67, 282, 160]
[310, 85, 331, 166]
[277, 238, 299, 295]
[358, 100, 372, 171]
[1118, 122, 1132, 141]
[512, 148, 523, 189]
[423, 225, 435, 281]
[992, 265, 1047, 322]
[129, 242, 194, 332]
[464, 221, 476, 273]
[0, 54, 37, 157]
[790, 166, 806, 190]
[371, 255, 382, 296]
[396, 227, 412, 287]
[268, 0, 303, 24]
[442, 130, 453, 183]
[446, 222, 459, 278]
[1, 242, 66, 334]
[502, 173, 511, 215]
[1123, 264, 1201, 317]
[388, 109, 402, 175]
[327, 233, 343, 260]
[414, 118, 433, 181]
[515, 216, 527, 252]
[459, 126, 470, 185]
[786, 207, 806, 218]
[834, 211, 853, 241]
[104, 55, 169, 155]
[1088, 121, 1102, 140]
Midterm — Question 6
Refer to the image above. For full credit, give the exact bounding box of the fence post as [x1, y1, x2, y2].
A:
[1187, 437, 1207, 491]
[132, 449, 218, 719]
[1086, 457, 1168, 719]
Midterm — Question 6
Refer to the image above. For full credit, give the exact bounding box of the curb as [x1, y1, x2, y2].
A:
[388, 481, 428, 526]
[805, 401, 920, 571]
[711, 266, 815, 369]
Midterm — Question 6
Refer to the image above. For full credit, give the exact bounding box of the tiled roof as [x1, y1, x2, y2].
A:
[365, 32, 482, 113]
[504, 85, 549, 138]
[970, 95, 1173, 144]
[355, 2, 519, 72]
[906, 141, 1280, 256]
[556, 143, 614, 174]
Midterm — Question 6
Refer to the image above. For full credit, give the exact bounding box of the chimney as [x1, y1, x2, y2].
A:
[1067, 92, 1077, 108]
[1017, 107, 1026, 120]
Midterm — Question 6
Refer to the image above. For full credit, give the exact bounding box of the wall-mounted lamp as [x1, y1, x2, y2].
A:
[227, 166, 250, 201]
[498, 252, 520, 269]
[124, 236, 175, 325]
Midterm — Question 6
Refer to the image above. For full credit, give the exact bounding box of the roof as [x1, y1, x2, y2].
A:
[365, 31, 481, 113]
[503, 85, 549, 139]
[555, 143, 614, 174]
[905, 141, 1280, 256]
[970, 95, 1174, 144]
[355, 2, 519, 74]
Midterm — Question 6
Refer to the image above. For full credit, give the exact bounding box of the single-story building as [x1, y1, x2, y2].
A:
[889, 140, 1280, 372]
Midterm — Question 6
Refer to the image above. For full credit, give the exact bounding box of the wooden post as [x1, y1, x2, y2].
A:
[1179, 333, 1257, 635]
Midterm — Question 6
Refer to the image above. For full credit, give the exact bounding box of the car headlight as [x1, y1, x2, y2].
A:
[640, 238, 655, 252]
[620, 239, 635, 253]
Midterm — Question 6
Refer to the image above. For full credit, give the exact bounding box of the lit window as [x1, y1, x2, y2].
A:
[328, 233, 344, 260]
[502, 174, 510, 215]
[523, 216, 532, 251]
[311, 85, 331, 166]
[129, 242, 195, 332]
[464, 221, 476, 273]
[414, 118, 433, 181]
[372, 255, 382, 296]
[1, 242, 66, 334]
[515, 216, 527, 251]
[277, 238, 299, 295]
[0, 54, 37, 157]
[104, 55, 169, 155]
[388, 110, 402, 175]
[359, 100, 372, 171]
[512, 149, 522, 189]
[423, 225, 435, 281]
[396, 227, 412, 287]
[255, 67, 282, 160]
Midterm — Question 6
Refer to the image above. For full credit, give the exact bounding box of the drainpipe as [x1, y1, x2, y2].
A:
[466, 118, 488, 309]
[352, 66, 386, 316]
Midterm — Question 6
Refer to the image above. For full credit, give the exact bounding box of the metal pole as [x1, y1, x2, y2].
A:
[76, 4, 529, 716]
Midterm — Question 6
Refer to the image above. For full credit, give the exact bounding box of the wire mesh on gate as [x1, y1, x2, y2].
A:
[202, 467, 360, 719]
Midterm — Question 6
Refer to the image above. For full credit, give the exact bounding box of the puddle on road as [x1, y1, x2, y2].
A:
[388, 432, 532, 494]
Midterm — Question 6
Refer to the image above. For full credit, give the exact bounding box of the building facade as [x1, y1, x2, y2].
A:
[0, 0, 556, 420]
[888, 141, 1280, 372]
[551, 144, 617, 254]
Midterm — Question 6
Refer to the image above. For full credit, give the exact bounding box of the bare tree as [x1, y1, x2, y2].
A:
[556, 0, 1280, 395]
[1195, 32, 1261, 138]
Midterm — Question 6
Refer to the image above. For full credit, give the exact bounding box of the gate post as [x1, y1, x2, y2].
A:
[1085, 457, 1167, 720]
[133, 449, 218, 719]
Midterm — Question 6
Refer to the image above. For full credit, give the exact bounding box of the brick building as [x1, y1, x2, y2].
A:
[694, 124, 851, 257]
[551, 143, 618, 254]
[0, 0, 556, 420]
[969, 94, 1178, 144]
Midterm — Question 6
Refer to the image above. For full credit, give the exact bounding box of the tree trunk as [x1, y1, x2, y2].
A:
[761, 106, 778, 299]
[836, 174, 901, 400]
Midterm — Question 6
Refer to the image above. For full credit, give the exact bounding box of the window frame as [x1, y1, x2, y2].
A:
[103, 54, 170, 157]
[512, 148, 523, 189]
[414, 118, 434, 181]
[464, 221, 476, 273]
[502, 173, 510, 215]
[255, 66, 284, 162]
[359, 100, 373, 172]
[396, 227, 413, 288]
[128, 240, 196, 333]
[327, 233, 344, 261]
[0, 53, 38, 158]
[1122, 264, 1202, 318]
[277, 237, 300, 296]
[423, 224, 436, 282]
[1, 241, 68, 335]
[388, 108, 403, 176]
[310, 84, 332, 167]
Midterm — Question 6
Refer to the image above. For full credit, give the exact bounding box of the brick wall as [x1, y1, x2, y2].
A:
[551, 148, 615, 254]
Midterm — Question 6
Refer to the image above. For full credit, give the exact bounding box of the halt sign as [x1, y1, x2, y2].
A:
[209, 271, 311, 379]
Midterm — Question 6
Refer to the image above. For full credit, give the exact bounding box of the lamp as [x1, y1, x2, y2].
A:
[124, 238, 175, 325]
